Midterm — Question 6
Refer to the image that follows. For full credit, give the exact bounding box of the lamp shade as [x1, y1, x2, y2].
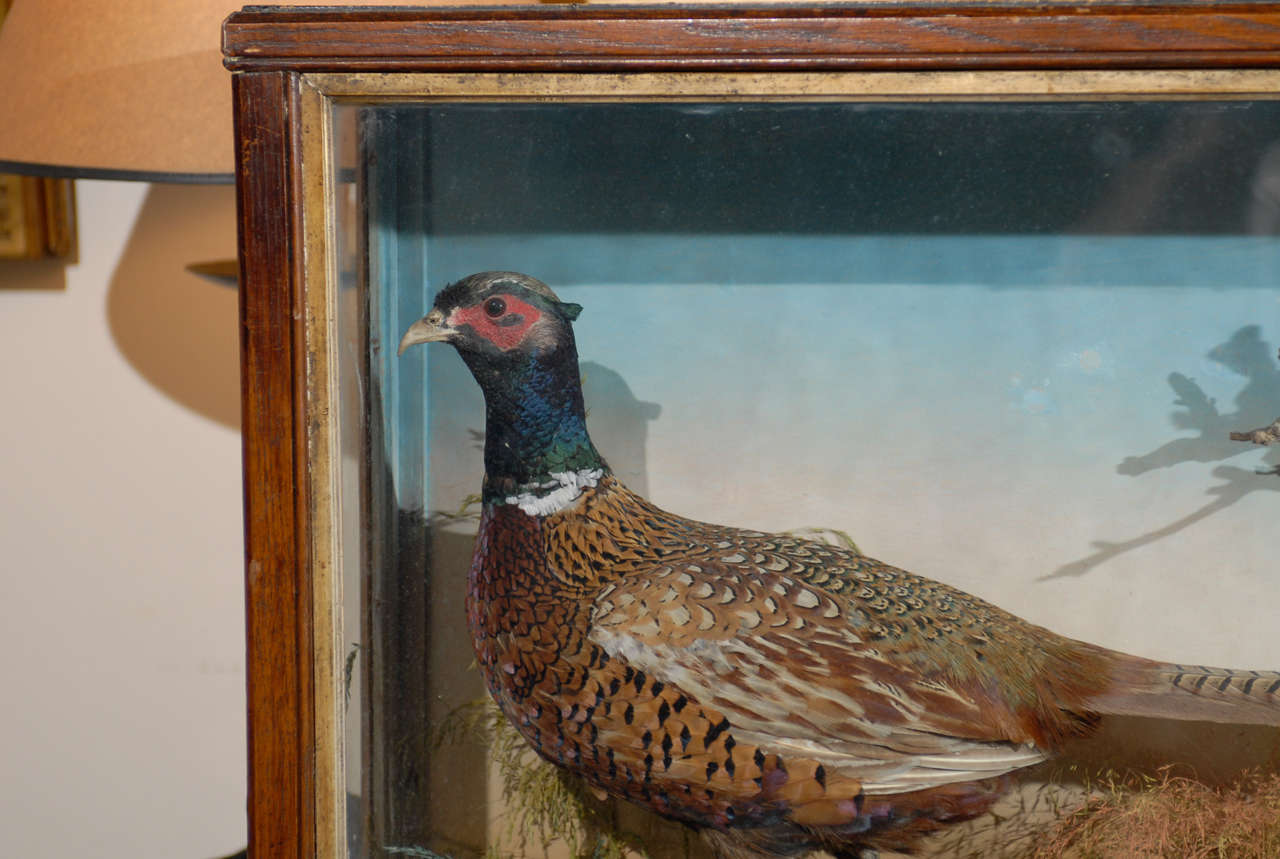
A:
[0, 1, 424, 181]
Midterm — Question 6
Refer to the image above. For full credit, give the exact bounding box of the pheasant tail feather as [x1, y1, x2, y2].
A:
[1091, 658, 1280, 726]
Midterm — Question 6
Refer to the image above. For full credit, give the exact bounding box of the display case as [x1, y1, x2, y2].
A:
[224, 5, 1280, 858]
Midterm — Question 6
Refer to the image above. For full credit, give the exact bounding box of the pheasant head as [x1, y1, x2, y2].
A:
[398, 270, 605, 506]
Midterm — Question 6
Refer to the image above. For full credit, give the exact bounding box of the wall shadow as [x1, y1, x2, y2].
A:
[1047, 326, 1280, 580]
[105, 182, 240, 429]
[1118, 326, 1280, 476]
[581, 360, 662, 498]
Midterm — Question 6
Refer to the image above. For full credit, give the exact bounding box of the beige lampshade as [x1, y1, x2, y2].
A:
[0, 0, 443, 180]
[0, 0, 729, 181]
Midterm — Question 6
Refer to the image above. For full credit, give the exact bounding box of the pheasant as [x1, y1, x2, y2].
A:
[398, 271, 1280, 858]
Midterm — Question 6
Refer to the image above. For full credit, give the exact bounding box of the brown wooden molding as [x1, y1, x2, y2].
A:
[234, 69, 315, 859]
[224, 3, 1280, 72]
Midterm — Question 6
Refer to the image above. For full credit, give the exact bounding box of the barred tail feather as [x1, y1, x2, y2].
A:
[1088, 658, 1280, 726]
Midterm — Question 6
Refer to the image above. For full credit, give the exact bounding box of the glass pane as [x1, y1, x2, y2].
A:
[332, 98, 1280, 858]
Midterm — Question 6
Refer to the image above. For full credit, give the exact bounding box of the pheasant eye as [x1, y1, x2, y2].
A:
[484, 297, 507, 318]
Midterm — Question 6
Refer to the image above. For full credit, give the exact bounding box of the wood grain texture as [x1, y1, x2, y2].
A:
[223, 2, 1280, 72]
[235, 69, 314, 859]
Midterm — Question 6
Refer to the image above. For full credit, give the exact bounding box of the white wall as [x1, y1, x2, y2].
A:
[0, 180, 246, 858]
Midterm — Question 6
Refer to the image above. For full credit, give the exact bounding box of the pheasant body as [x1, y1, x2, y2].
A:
[399, 272, 1280, 857]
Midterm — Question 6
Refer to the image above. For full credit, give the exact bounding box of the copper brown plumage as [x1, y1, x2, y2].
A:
[399, 271, 1280, 857]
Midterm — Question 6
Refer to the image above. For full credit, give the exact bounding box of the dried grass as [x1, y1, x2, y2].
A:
[1027, 766, 1280, 859]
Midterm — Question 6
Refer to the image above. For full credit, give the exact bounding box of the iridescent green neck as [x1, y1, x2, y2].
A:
[460, 341, 606, 504]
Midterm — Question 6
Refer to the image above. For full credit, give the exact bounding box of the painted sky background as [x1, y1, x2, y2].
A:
[408, 245, 1277, 671]
[353, 99, 1280, 702]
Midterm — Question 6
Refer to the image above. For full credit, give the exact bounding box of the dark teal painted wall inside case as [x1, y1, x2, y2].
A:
[368, 100, 1280, 239]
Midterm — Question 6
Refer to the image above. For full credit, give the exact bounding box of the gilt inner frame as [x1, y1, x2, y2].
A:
[295, 68, 1280, 857]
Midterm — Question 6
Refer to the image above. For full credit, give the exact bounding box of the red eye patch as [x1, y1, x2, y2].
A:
[451, 294, 544, 351]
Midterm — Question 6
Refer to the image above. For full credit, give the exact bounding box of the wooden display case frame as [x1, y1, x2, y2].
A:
[222, 4, 1280, 857]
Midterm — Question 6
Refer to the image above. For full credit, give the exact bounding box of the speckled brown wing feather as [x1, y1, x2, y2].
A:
[565, 478, 1117, 728]
[587, 561, 1053, 798]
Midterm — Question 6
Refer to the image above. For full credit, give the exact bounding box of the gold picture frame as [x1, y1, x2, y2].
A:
[0, 173, 76, 260]
[0, 0, 76, 263]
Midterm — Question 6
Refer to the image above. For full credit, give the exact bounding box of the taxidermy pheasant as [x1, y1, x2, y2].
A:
[398, 271, 1280, 858]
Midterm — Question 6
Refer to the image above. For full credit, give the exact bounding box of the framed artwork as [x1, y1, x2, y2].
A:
[224, 5, 1280, 857]
[0, 0, 76, 263]
[0, 173, 75, 261]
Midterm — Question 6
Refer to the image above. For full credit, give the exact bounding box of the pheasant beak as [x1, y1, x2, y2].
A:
[397, 309, 455, 355]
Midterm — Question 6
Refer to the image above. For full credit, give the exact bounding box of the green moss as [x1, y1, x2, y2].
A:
[436, 699, 651, 858]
